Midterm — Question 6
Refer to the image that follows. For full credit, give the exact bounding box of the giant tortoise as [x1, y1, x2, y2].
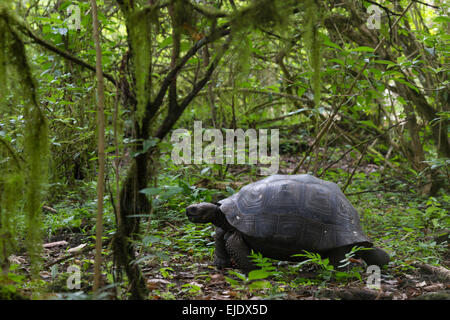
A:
[186, 174, 389, 271]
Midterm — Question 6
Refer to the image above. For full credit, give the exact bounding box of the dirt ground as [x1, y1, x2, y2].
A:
[10, 228, 448, 300]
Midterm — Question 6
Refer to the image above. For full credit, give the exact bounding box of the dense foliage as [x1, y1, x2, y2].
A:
[0, 0, 448, 300]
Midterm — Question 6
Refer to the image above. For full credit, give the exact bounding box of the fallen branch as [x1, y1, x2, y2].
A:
[44, 244, 94, 268]
[42, 205, 58, 214]
[10, 13, 117, 86]
[43, 241, 68, 248]
[414, 263, 450, 282]
[44, 238, 111, 268]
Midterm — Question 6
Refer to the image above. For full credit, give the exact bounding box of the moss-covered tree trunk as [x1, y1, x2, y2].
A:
[111, 0, 287, 299]
[0, 5, 48, 278]
[112, 0, 154, 299]
[114, 154, 151, 299]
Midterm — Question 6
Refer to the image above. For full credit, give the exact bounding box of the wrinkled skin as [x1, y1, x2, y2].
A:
[186, 202, 220, 224]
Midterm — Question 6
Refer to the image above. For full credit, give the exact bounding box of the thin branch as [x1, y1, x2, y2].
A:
[342, 140, 370, 193]
[199, 87, 313, 105]
[255, 108, 309, 125]
[13, 15, 117, 86]
[292, 1, 414, 174]
[184, 0, 230, 18]
[148, 25, 230, 116]
[319, 119, 410, 177]
[156, 37, 231, 140]
[410, 0, 439, 9]
[0, 137, 25, 168]
[168, 2, 181, 116]
[363, 0, 401, 16]
[90, 0, 106, 293]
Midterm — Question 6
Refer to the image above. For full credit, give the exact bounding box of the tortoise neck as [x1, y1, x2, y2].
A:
[213, 208, 233, 231]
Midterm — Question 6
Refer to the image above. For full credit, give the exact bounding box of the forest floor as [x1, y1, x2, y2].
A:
[5, 155, 450, 300]
[16, 218, 449, 300]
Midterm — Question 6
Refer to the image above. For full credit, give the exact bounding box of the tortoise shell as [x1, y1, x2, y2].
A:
[218, 174, 371, 252]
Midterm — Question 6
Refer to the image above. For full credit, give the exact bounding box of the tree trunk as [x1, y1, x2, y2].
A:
[113, 151, 151, 299]
[90, 0, 106, 293]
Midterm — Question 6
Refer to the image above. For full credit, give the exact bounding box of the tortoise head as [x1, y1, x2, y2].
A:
[186, 202, 220, 223]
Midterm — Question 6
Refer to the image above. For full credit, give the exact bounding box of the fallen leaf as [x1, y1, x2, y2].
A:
[223, 290, 239, 298]
[68, 243, 87, 253]
[8, 255, 26, 265]
[146, 282, 159, 290]
[423, 284, 444, 291]
[416, 281, 427, 288]
[392, 292, 408, 300]
[43, 241, 68, 248]
[349, 257, 363, 264]
[147, 278, 170, 286]
[383, 279, 399, 286]
[176, 271, 194, 279]
[210, 273, 225, 283]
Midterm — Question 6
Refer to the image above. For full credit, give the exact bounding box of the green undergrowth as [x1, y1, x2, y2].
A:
[9, 164, 447, 299]
[43, 181, 116, 239]
[132, 167, 449, 298]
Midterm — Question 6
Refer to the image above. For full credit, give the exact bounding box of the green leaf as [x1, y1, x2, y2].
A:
[42, 24, 52, 34]
[139, 187, 161, 196]
[382, 70, 403, 78]
[433, 16, 450, 23]
[329, 58, 345, 66]
[224, 276, 239, 286]
[143, 235, 162, 245]
[247, 269, 270, 281]
[395, 78, 419, 93]
[360, 120, 378, 130]
[225, 186, 235, 195]
[180, 41, 191, 52]
[59, 1, 73, 11]
[159, 36, 173, 49]
[167, 186, 184, 197]
[374, 60, 396, 67]
[228, 270, 247, 281]
[248, 280, 272, 290]
[297, 87, 306, 97]
[351, 46, 375, 52]
[143, 138, 158, 153]
[155, 251, 171, 261]
[323, 38, 343, 51]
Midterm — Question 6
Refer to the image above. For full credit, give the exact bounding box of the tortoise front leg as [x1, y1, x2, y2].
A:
[214, 227, 232, 268]
[225, 231, 256, 272]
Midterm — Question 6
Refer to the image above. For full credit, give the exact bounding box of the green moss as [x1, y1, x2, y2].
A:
[232, 0, 290, 31]
[230, 0, 293, 98]
[0, 6, 9, 109]
[304, 0, 322, 108]
[0, 173, 24, 270]
[0, 7, 48, 277]
[126, 8, 156, 128]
